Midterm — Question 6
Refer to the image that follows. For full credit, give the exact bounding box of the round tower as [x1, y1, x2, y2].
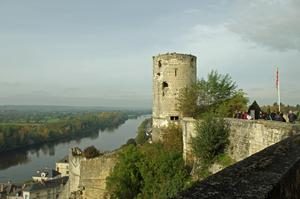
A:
[152, 52, 197, 141]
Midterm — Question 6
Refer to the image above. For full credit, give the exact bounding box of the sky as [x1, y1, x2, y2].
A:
[0, 0, 299, 108]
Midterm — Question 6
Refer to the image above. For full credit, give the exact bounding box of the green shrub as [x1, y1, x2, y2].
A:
[106, 145, 143, 199]
[126, 138, 137, 146]
[192, 114, 230, 164]
[215, 153, 235, 167]
[161, 124, 183, 153]
[135, 118, 151, 145]
[106, 144, 189, 199]
[83, 145, 101, 159]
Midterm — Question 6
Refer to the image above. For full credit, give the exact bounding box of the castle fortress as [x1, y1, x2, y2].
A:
[152, 53, 197, 141]
[65, 52, 300, 198]
[151, 53, 300, 198]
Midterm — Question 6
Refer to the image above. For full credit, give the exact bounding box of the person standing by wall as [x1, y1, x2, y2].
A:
[288, 110, 297, 123]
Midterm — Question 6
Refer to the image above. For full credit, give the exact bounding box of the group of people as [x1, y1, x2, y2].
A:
[234, 111, 253, 120]
[263, 111, 298, 123]
[234, 110, 298, 123]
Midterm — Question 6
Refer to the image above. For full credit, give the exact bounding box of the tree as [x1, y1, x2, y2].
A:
[138, 144, 188, 199]
[177, 70, 245, 118]
[215, 90, 248, 117]
[197, 70, 237, 110]
[176, 84, 200, 117]
[106, 144, 189, 199]
[106, 145, 143, 199]
[192, 114, 230, 164]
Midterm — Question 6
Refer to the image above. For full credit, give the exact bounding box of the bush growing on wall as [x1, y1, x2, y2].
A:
[161, 124, 183, 154]
[83, 145, 101, 159]
[192, 114, 230, 164]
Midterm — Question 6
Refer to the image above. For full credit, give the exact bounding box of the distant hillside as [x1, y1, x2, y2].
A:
[0, 105, 151, 113]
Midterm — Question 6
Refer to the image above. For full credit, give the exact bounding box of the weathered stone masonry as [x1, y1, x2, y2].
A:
[177, 134, 300, 199]
[68, 150, 118, 199]
[152, 53, 197, 142]
[182, 118, 300, 163]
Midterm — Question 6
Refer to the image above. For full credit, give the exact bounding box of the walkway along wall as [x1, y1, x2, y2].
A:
[177, 134, 300, 199]
[182, 118, 300, 163]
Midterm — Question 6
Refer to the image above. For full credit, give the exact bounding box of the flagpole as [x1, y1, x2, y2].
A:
[278, 78, 281, 112]
[276, 67, 281, 112]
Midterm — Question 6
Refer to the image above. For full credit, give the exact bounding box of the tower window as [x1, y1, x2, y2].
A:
[157, 73, 160, 76]
[158, 60, 162, 68]
[162, 81, 168, 96]
[170, 116, 179, 121]
[162, 82, 168, 88]
[175, 68, 177, 76]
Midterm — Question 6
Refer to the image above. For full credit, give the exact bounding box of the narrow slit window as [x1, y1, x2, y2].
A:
[175, 68, 177, 76]
[170, 116, 179, 121]
[162, 82, 168, 97]
[158, 60, 162, 68]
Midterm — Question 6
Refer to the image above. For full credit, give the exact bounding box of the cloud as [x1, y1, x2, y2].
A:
[0, 81, 21, 87]
[179, 21, 300, 105]
[183, 9, 201, 15]
[227, 0, 300, 51]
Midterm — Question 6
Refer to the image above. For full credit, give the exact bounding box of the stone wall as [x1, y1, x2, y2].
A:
[79, 152, 118, 199]
[152, 118, 180, 142]
[181, 117, 197, 164]
[182, 118, 300, 163]
[69, 152, 83, 194]
[176, 134, 300, 199]
[68, 150, 118, 199]
[227, 119, 300, 161]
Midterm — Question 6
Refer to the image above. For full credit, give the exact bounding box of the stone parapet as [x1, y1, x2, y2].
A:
[176, 134, 300, 199]
[182, 118, 300, 163]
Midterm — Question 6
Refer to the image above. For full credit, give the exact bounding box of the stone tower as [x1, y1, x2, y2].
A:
[152, 52, 197, 142]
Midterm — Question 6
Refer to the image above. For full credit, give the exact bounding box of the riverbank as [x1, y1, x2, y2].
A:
[0, 112, 128, 153]
[0, 115, 150, 183]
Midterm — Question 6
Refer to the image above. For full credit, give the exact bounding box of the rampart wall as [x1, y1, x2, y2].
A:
[182, 118, 300, 163]
[68, 151, 118, 199]
[79, 152, 118, 199]
[177, 134, 300, 199]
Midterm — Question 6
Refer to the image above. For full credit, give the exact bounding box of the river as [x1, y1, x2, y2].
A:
[0, 115, 150, 183]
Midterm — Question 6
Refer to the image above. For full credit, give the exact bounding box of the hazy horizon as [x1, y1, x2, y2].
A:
[1, 0, 300, 107]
